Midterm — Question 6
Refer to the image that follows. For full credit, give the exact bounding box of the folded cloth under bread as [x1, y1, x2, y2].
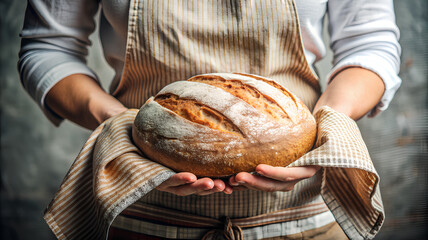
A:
[43, 106, 384, 240]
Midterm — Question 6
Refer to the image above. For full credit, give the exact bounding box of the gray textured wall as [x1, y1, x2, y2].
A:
[1, 0, 427, 239]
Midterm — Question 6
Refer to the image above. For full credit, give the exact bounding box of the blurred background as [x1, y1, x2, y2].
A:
[1, 0, 427, 239]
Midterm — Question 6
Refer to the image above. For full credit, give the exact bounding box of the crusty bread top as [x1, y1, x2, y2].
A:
[133, 73, 316, 175]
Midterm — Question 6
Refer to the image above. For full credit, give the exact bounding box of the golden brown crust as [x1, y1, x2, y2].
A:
[155, 94, 243, 135]
[132, 73, 316, 177]
[189, 76, 290, 124]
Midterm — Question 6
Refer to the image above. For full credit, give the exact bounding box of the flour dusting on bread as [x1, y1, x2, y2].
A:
[132, 73, 317, 176]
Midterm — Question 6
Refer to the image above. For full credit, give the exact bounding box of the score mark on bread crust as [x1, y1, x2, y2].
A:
[155, 94, 243, 136]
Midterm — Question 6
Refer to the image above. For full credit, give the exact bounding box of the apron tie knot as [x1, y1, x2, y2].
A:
[202, 216, 243, 240]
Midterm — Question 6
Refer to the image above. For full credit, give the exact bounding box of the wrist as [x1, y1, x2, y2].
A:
[314, 67, 384, 120]
[87, 92, 128, 126]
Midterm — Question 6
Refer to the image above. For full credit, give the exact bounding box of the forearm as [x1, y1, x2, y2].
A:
[46, 74, 127, 130]
[313, 67, 385, 120]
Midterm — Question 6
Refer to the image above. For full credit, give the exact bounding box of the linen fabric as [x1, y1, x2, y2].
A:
[44, 106, 383, 239]
[44, 110, 174, 240]
[109, 201, 333, 239]
[109, 0, 321, 111]
[107, 214, 346, 240]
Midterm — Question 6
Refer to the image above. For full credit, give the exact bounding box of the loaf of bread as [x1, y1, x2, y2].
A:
[132, 73, 316, 177]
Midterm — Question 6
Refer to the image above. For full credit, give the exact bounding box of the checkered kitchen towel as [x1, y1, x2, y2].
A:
[44, 106, 383, 240]
[290, 106, 384, 239]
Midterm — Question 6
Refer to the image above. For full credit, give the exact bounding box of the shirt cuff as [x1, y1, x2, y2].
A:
[20, 54, 99, 126]
[326, 53, 402, 117]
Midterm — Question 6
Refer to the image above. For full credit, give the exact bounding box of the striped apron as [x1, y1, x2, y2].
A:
[110, 0, 328, 238]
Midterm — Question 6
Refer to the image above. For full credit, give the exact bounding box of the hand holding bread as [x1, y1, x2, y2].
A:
[228, 164, 320, 192]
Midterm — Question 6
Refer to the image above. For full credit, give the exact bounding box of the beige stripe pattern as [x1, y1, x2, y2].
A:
[118, 202, 329, 229]
[44, 110, 175, 240]
[113, 0, 320, 111]
[110, 202, 329, 239]
[43, 106, 384, 240]
[289, 106, 384, 239]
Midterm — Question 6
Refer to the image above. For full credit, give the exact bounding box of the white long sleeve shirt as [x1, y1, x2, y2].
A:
[18, 0, 401, 125]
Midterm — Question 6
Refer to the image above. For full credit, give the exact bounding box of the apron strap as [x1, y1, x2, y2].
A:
[118, 201, 329, 228]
